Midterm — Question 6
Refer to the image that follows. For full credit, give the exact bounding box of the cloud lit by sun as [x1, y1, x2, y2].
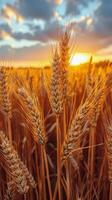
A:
[54, 0, 63, 5]
[71, 53, 90, 66]
[0, 30, 11, 40]
[2, 4, 24, 24]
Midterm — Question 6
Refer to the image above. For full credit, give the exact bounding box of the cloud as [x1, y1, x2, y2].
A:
[9, 20, 63, 43]
[1, 4, 24, 23]
[54, 0, 63, 5]
[0, 23, 12, 34]
[10, 0, 55, 21]
[66, 0, 112, 54]
[93, 0, 112, 35]
[97, 44, 112, 56]
[0, 30, 11, 40]
[53, 11, 62, 21]
[0, 23, 12, 40]
[48, 0, 63, 5]
[86, 17, 93, 26]
[65, 0, 91, 16]
[76, 31, 112, 53]
[69, 18, 112, 54]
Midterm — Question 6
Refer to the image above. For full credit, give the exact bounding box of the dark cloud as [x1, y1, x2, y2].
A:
[70, 19, 112, 53]
[13, 31, 49, 43]
[0, 23, 12, 34]
[94, 0, 112, 35]
[66, 0, 112, 54]
[10, 20, 63, 43]
[65, 0, 91, 16]
[0, 18, 63, 43]
[0, 23, 12, 40]
[76, 30, 112, 53]
[2, 0, 56, 21]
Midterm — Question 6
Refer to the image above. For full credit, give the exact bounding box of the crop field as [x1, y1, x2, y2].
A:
[0, 31, 112, 200]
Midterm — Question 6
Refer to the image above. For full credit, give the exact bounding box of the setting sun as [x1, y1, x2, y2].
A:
[71, 53, 90, 66]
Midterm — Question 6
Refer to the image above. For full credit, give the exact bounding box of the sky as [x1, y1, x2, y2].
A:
[0, 0, 112, 66]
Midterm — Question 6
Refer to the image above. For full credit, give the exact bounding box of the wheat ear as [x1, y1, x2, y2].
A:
[61, 97, 90, 161]
[60, 30, 70, 101]
[0, 68, 11, 118]
[50, 49, 63, 115]
[17, 87, 46, 145]
[4, 182, 17, 200]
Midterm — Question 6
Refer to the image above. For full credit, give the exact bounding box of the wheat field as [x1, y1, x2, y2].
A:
[0, 31, 112, 200]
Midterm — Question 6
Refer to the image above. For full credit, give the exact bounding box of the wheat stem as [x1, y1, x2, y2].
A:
[43, 148, 53, 200]
[56, 116, 61, 200]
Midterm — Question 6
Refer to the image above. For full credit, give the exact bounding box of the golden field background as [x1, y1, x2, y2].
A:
[0, 31, 112, 200]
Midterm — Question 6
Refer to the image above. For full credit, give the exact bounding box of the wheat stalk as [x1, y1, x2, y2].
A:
[50, 49, 64, 199]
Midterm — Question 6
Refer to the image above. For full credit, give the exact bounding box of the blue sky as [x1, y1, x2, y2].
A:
[0, 0, 112, 65]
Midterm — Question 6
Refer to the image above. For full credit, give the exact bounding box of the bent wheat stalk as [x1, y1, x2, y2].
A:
[0, 131, 31, 194]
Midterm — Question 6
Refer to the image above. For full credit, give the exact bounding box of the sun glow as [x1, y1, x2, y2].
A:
[71, 53, 90, 66]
